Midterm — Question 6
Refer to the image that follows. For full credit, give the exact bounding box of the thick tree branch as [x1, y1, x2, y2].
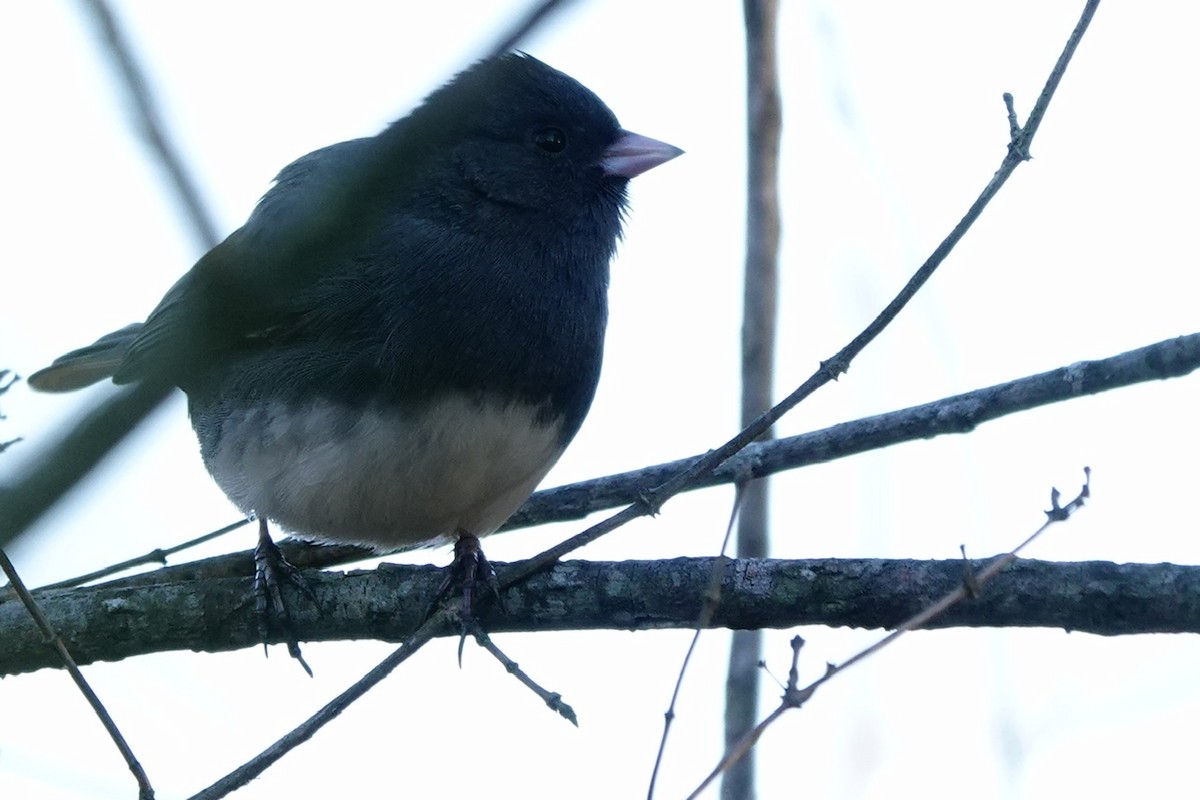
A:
[6, 556, 1199, 676]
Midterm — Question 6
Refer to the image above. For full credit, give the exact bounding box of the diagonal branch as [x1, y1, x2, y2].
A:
[77, 0, 222, 250]
[0, 550, 156, 798]
[687, 469, 1093, 798]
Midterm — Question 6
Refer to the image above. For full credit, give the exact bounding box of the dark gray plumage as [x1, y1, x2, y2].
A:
[30, 53, 682, 552]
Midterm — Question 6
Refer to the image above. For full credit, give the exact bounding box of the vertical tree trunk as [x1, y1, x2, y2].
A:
[723, 1, 781, 798]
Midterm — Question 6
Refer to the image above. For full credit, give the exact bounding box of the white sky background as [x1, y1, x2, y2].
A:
[2, 1, 1199, 798]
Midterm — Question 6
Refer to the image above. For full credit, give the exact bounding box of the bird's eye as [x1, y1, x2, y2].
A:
[532, 126, 567, 153]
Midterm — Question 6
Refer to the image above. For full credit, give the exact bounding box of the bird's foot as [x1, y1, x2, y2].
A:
[423, 532, 503, 659]
[253, 519, 316, 676]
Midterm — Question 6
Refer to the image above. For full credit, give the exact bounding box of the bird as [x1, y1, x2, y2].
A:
[28, 53, 682, 667]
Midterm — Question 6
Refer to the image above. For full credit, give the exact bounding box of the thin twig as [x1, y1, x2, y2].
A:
[648, 493, 743, 799]
[35, 518, 252, 591]
[0, 369, 18, 399]
[1, 0, 217, 552]
[187, 616, 442, 800]
[686, 469, 1092, 799]
[823, 470, 1090, 681]
[470, 622, 578, 725]
[0, 371, 20, 455]
[77, 0, 221, 249]
[484, 0, 579, 58]
[0, 549, 156, 799]
[1016, 1, 1098, 150]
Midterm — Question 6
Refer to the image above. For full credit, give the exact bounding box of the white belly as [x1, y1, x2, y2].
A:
[202, 395, 566, 549]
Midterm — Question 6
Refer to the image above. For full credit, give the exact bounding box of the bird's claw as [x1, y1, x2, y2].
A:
[253, 519, 315, 676]
[423, 531, 504, 644]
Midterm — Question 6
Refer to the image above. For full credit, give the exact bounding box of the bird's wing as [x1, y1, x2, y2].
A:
[114, 138, 381, 385]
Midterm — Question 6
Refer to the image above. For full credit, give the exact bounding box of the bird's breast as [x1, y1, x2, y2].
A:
[197, 394, 566, 549]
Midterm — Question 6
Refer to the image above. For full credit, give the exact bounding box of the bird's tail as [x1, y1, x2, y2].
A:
[27, 323, 144, 392]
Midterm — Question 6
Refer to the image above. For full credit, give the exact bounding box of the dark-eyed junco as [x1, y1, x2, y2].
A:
[29, 53, 681, 657]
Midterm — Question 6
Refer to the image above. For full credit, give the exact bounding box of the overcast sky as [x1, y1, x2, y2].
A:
[2, 2, 1199, 798]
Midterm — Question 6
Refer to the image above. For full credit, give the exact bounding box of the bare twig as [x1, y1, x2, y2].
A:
[648, 494, 743, 799]
[35, 518, 253, 591]
[689, 638, 807, 800]
[0, 550, 156, 799]
[187, 617, 442, 800]
[686, 469, 1092, 798]
[0, 370, 20, 455]
[824, 471, 1090, 685]
[77, 0, 222, 250]
[470, 622, 578, 725]
[2, 0, 217, 551]
[484, 0, 578, 58]
[0, 369, 17, 399]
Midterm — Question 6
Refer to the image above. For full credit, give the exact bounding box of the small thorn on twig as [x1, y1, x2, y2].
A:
[1003, 92, 1021, 138]
[819, 356, 848, 381]
[960, 545, 981, 599]
[1004, 92, 1031, 160]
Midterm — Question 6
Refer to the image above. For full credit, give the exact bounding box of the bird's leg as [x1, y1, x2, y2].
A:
[427, 530, 503, 627]
[453, 531, 502, 618]
[253, 517, 316, 676]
